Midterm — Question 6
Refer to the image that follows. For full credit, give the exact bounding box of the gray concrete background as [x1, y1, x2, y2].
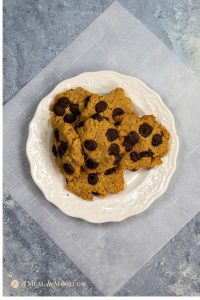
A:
[3, 0, 200, 296]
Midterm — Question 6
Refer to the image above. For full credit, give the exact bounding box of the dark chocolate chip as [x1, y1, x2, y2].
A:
[60, 141, 68, 153]
[104, 167, 116, 175]
[54, 129, 59, 142]
[88, 173, 99, 185]
[152, 134, 162, 146]
[139, 123, 152, 137]
[95, 101, 107, 113]
[84, 96, 90, 107]
[108, 143, 120, 156]
[52, 145, 57, 157]
[57, 97, 71, 108]
[70, 104, 80, 115]
[125, 131, 139, 145]
[114, 121, 121, 126]
[123, 142, 133, 152]
[77, 121, 84, 128]
[86, 159, 99, 169]
[84, 140, 97, 151]
[63, 163, 74, 175]
[130, 151, 141, 162]
[112, 108, 124, 119]
[140, 150, 153, 157]
[91, 113, 103, 122]
[53, 104, 65, 116]
[114, 153, 124, 165]
[63, 113, 76, 123]
[92, 192, 100, 196]
[106, 128, 119, 141]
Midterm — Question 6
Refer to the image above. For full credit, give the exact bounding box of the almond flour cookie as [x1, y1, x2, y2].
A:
[50, 87, 93, 127]
[51, 121, 84, 181]
[80, 88, 134, 124]
[77, 117, 125, 173]
[67, 168, 124, 200]
[118, 113, 170, 171]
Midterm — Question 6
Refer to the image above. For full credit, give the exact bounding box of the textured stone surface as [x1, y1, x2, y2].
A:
[3, 0, 200, 296]
[115, 212, 200, 296]
[3, 0, 200, 103]
[3, 188, 102, 296]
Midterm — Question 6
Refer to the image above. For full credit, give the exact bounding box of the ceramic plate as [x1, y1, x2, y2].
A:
[26, 71, 179, 223]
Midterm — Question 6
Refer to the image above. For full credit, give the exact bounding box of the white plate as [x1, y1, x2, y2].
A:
[26, 71, 179, 223]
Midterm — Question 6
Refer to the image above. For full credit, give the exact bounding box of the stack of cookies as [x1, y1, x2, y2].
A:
[50, 87, 170, 200]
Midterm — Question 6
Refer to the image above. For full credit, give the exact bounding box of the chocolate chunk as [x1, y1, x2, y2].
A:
[53, 104, 65, 116]
[57, 97, 71, 108]
[70, 104, 80, 115]
[114, 121, 121, 126]
[112, 108, 124, 119]
[123, 142, 133, 152]
[86, 159, 99, 169]
[130, 151, 141, 162]
[54, 129, 59, 142]
[63, 113, 76, 123]
[152, 134, 162, 146]
[104, 167, 116, 175]
[92, 113, 103, 122]
[57, 142, 68, 158]
[139, 123, 152, 137]
[84, 139, 97, 151]
[95, 101, 107, 113]
[88, 173, 99, 185]
[114, 153, 124, 165]
[106, 128, 119, 141]
[125, 131, 139, 145]
[108, 143, 120, 156]
[92, 192, 100, 196]
[140, 150, 153, 157]
[85, 96, 90, 107]
[52, 145, 57, 157]
[77, 121, 84, 128]
[63, 163, 74, 175]
[60, 141, 68, 153]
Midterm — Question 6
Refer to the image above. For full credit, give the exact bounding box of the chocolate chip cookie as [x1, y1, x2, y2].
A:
[118, 113, 170, 170]
[50, 86, 170, 201]
[81, 88, 134, 124]
[50, 87, 93, 127]
[51, 121, 84, 181]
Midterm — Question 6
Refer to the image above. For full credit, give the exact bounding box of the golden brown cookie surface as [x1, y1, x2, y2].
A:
[81, 88, 134, 124]
[77, 118, 124, 173]
[67, 168, 124, 200]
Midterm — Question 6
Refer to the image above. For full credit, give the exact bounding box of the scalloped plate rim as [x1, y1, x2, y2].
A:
[26, 70, 179, 223]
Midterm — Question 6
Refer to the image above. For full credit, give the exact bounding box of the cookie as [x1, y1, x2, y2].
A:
[77, 117, 125, 173]
[118, 113, 170, 170]
[81, 88, 134, 124]
[50, 87, 93, 127]
[51, 121, 84, 181]
[67, 167, 124, 200]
